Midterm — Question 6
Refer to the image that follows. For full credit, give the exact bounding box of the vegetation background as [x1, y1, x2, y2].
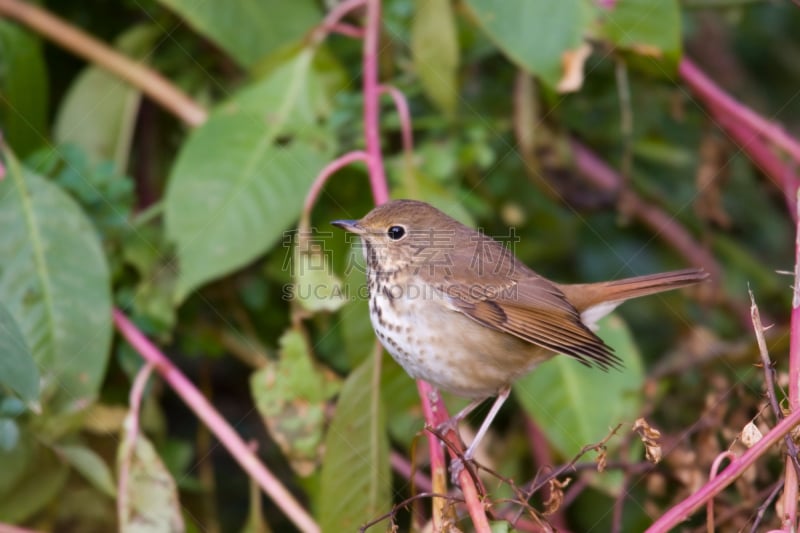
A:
[1, 0, 800, 531]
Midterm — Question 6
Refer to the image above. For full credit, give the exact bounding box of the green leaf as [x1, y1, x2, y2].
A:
[0, 443, 69, 522]
[411, 0, 460, 115]
[598, 0, 681, 61]
[56, 444, 117, 498]
[53, 25, 160, 173]
[0, 20, 48, 156]
[117, 431, 184, 532]
[319, 355, 390, 532]
[165, 49, 333, 301]
[292, 230, 348, 313]
[0, 301, 38, 403]
[464, 0, 590, 88]
[0, 147, 112, 413]
[250, 329, 340, 476]
[514, 315, 643, 474]
[157, 0, 321, 69]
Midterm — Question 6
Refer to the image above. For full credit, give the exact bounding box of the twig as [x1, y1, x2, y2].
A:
[0, 0, 206, 127]
[526, 423, 623, 498]
[749, 479, 785, 533]
[646, 406, 800, 532]
[117, 362, 155, 528]
[358, 492, 463, 532]
[749, 289, 800, 478]
[113, 310, 320, 533]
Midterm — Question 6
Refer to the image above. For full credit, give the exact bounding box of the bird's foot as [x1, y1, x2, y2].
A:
[435, 416, 461, 437]
[449, 456, 466, 484]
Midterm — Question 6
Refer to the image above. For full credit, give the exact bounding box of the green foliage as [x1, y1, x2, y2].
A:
[53, 25, 160, 172]
[318, 354, 390, 532]
[165, 49, 335, 301]
[0, 147, 112, 415]
[1, 0, 798, 530]
[0, 20, 48, 156]
[157, 0, 321, 69]
[0, 302, 38, 404]
[515, 315, 644, 493]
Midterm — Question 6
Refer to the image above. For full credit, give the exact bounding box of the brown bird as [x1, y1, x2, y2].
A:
[332, 199, 707, 468]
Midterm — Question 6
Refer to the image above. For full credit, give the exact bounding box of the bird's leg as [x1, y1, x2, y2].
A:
[449, 386, 511, 483]
[435, 396, 485, 436]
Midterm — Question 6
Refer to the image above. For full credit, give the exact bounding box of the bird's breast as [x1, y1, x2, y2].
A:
[367, 274, 552, 398]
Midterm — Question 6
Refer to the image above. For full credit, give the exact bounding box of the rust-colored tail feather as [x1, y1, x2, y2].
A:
[559, 268, 709, 313]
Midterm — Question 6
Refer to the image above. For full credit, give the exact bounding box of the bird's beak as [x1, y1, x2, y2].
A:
[331, 219, 365, 235]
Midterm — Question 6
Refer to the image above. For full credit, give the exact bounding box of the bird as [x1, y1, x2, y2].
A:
[332, 199, 707, 471]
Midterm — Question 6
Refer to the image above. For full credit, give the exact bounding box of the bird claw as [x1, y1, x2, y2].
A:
[449, 457, 466, 484]
[435, 416, 460, 437]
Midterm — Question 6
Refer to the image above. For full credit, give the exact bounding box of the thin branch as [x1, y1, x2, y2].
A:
[113, 310, 320, 533]
[646, 406, 800, 532]
[750, 289, 800, 480]
[0, 0, 207, 127]
[749, 479, 784, 533]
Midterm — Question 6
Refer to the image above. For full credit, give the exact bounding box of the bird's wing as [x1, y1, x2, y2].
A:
[424, 234, 621, 369]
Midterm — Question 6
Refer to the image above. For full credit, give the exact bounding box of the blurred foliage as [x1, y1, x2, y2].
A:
[0, 0, 799, 531]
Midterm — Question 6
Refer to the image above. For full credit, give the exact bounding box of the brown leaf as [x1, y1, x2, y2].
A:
[542, 477, 571, 515]
[556, 43, 592, 93]
[633, 417, 663, 464]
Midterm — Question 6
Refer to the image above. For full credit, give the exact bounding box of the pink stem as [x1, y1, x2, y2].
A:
[359, 1, 488, 528]
[705, 451, 736, 533]
[786, 189, 800, 528]
[646, 406, 800, 532]
[784, 456, 798, 530]
[112, 310, 320, 533]
[362, 0, 389, 206]
[117, 362, 154, 527]
[311, 0, 367, 44]
[302, 150, 369, 217]
[379, 84, 415, 159]
[707, 104, 799, 219]
[679, 58, 800, 165]
[329, 23, 364, 39]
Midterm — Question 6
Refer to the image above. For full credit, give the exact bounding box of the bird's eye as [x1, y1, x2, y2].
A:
[387, 225, 406, 240]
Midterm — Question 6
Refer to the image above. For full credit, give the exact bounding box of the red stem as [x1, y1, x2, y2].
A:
[378, 84, 414, 159]
[679, 58, 800, 165]
[785, 190, 800, 528]
[112, 310, 320, 533]
[362, 0, 389, 206]
[646, 406, 800, 531]
[302, 150, 369, 219]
